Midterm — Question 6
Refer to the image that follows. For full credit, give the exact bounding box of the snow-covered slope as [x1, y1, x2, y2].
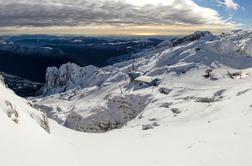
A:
[0, 78, 91, 166]
[3, 71, 252, 166]
[0, 77, 84, 166]
[0, 77, 50, 133]
[2, 30, 252, 166]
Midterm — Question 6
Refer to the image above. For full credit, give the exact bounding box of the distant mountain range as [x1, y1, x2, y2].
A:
[0, 72, 43, 97]
[0, 35, 163, 82]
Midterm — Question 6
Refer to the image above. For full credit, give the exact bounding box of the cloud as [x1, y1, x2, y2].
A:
[216, 0, 240, 10]
[0, 0, 233, 28]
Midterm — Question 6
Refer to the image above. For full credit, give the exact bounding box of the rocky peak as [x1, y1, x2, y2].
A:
[172, 31, 215, 47]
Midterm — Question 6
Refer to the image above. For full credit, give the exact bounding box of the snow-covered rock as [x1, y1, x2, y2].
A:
[157, 39, 173, 48]
[239, 37, 252, 55]
[0, 74, 5, 85]
[34, 91, 151, 132]
[171, 31, 215, 47]
[39, 62, 126, 95]
[0, 40, 8, 45]
[63, 94, 151, 132]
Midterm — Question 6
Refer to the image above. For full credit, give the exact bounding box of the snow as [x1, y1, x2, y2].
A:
[34, 30, 252, 134]
[38, 62, 126, 95]
[0, 40, 7, 45]
[239, 37, 252, 55]
[40, 46, 53, 50]
[73, 39, 83, 43]
[0, 80, 49, 132]
[3, 76, 252, 165]
[134, 75, 154, 83]
[2, 30, 252, 166]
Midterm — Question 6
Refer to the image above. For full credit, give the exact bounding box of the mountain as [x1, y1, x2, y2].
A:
[2, 30, 252, 166]
[0, 36, 162, 82]
[105, 32, 213, 64]
[33, 30, 252, 133]
[0, 40, 76, 82]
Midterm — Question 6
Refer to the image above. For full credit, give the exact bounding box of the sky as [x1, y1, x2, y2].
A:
[0, 0, 250, 36]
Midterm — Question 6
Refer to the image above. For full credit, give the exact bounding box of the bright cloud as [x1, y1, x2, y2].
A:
[217, 0, 240, 10]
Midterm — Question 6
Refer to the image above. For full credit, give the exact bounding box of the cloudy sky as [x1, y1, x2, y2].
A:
[0, 0, 249, 35]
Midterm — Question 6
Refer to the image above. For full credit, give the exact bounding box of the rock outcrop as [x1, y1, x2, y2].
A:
[39, 62, 126, 96]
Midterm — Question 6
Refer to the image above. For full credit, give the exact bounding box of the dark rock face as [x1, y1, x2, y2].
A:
[171, 31, 214, 47]
[142, 124, 154, 130]
[159, 87, 172, 95]
[5, 100, 19, 124]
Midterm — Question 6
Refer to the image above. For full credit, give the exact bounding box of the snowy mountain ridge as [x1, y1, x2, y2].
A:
[33, 30, 252, 133]
[40, 30, 252, 96]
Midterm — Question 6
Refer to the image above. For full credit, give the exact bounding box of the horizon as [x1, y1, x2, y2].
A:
[0, 28, 243, 37]
[0, 27, 233, 36]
